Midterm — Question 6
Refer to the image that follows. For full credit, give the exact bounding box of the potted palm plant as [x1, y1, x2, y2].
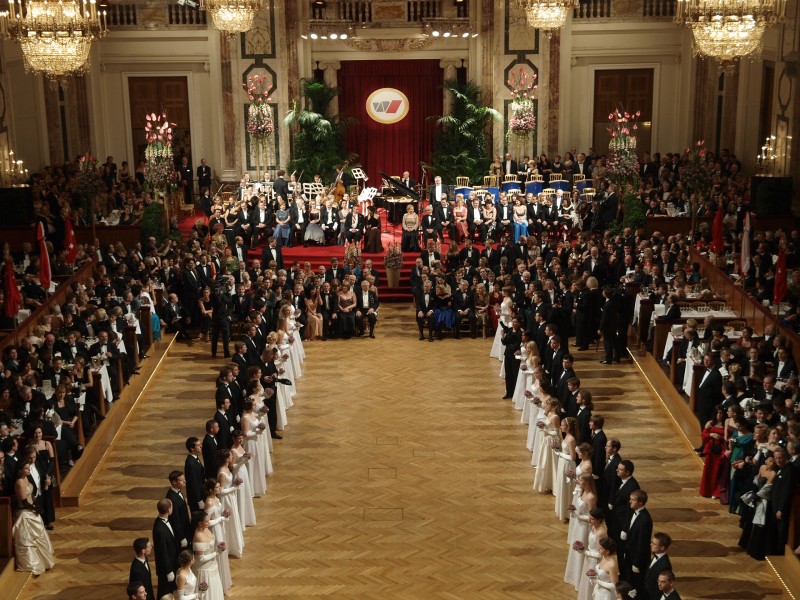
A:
[383, 242, 403, 288]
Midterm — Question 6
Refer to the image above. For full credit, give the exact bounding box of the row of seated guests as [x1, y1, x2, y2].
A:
[501, 324, 682, 600]
[127, 308, 306, 600]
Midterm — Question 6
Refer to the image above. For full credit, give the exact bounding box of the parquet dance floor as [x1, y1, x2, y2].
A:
[18, 306, 790, 599]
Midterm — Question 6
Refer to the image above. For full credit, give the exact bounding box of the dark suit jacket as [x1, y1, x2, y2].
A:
[644, 553, 673, 600]
[214, 408, 234, 449]
[202, 434, 219, 479]
[601, 453, 621, 513]
[129, 557, 155, 600]
[165, 488, 191, 546]
[261, 244, 284, 271]
[575, 406, 592, 445]
[695, 367, 723, 414]
[356, 290, 380, 313]
[414, 288, 436, 314]
[621, 506, 653, 576]
[609, 476, 640, 539]
[420, 250, 441, 269]
[273, 177, 289, 202]
[345, 213, 365, 233]
[184, 453, 205, 511]
[591, 431, 608, 489]
[152, 517, 179, 580]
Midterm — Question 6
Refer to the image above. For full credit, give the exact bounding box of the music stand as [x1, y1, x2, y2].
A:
[351, 168, 367, 194]
[303, 182, 325, 198]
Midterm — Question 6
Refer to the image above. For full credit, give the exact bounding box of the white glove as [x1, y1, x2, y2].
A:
[619, 531, 627, 541]
[631, 565, 640, 574]
[180, 538, 188, 548]
[167, 572, 175, 582]
[199, 551, 218, 565]
[197, 500, 205, 509]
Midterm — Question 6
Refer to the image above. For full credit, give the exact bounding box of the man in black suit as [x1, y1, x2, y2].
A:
[420, 205, 438, 245]
[214, 396, 235, 449]
[496, 196, 513, 240]
[695, 353, 723, 427]
[163, 293, 190, 338]
[355, 279, 379, 338]
[196, 158, 212, 191]
[466, 197, 486, 242]
[453, 279, 475, 338]
[547, 337, 567, 386]
[166, 471, 191, 551]
[400, 170, 417, 189]
[420, 239, 441, 269]
[608, 457, 638, 543]
[644, 532, 673, 600]
[178, 155, 193, 204]
[129, 537, 155, 600]
[619, 488, 653, 590]
[289, 196, 307, 246]
[502, 152, 518, 176]
[414, 280, 436, 341]
[320, 198, 340, 245]
[202, 420, 220, 479]
[501, 317, 523, 399]
[184, 437, 205, 512]
[589, 416, 608, 492]
[655, 570, 682, 600]
[273, 169, 289, 204]
[152, 498, 179, 599]
[598, 286, 619, 364]
[428, 175, 447, 204]
[345, 205, 366, 244]
[433, 196, 455, 242]
[582, 247, 607, 285]
[261, 236, 285, 271]
[482, 238, 501, 270]
[319, 280, 338, 339]
[770, 447, 794, 554]
[575, 389, 592, 444]
[250, 197, 272, 247]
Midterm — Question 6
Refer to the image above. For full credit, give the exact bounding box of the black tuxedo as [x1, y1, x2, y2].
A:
[644, 553, 672, 600]
[273, 177, 289, 202]
[420, 250, 441, 269]
[202, 434, 219, 479]
[428, 183, 448, 204]
[214, 407, 235, 449]
[414, 288, 436, 338]
[184, 453, 205, 511]
[503, 159, 518, 175]
[420, 213, 439, 244]
[601, 453, 621, 515]
[771, 463, 794, 551]
[261, 244, 284, 271]
[695, 367, 723, 426]
[165, 488, 191, 547]
[501, 325, 522, 398]
[433, 202, 455, 241]
[575, 405, 591, 445]
[466, 205, 486, 241]
[152, 516, 179, 598]
[590, 430, 608, 493]
[608, 475, 640, 542]
[355, 289, 379, 336]
[345, 213, 365, 242]
[620, 507, 653, 586]
[196, 164, 212, 189]
[129, 556, 155, 600]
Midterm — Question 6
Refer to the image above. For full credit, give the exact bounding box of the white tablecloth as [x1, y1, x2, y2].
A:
[92, 364, 114, 404]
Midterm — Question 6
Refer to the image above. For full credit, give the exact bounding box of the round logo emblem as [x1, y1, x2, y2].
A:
[366, 88, 409, 125]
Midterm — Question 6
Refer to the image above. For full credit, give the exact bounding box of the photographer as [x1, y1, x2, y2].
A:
[211, 277, 233, 359]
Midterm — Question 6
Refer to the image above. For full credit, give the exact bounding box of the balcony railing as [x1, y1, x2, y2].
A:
[106, 2, 207, 29]
[642, 0, 676, 18]
[574, 0, 677, 19]
[309, 1, 467, 25]
[574, 0, 611, 18]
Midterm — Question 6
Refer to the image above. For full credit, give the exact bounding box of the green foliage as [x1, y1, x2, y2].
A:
[141, 202, 166, 243]
[622, 192, 647, 231]
[283, 79, 357, 181]
[430, 80, 502, 185]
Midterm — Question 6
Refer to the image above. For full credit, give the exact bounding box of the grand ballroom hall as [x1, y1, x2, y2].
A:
[0, 1, 800, 600]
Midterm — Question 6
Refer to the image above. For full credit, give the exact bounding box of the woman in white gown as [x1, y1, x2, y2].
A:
[565, 473, 597, 589]
[490, 287, 513, 359]
[519, 344, 540, 419]
[554, 417, 578, 520]
[217, 449, 244, 557]
[203, 479, 232, 593]
[12, 462, 55, 575]
[533, 397, 561, 493]
[526, 370, 549, 456]
[242, 398, 269, 496]
[513, 341, 539, 410]
[175, 550, 198, 599]
[578, 509, 607, 600]
[231, 431, 257, 528]
[592, 537, 619, 600]
[274, 331, 298, 401]
[192, 511, 225, 600]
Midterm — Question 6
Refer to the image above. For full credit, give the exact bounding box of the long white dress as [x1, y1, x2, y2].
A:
[533, 418, 558, 492]
[564, 493, 590, 588]
[592, 565, 616, 600]
[251, 395, 274, 476]
[176, 568, 197, 599]
[490, 298, 512, 359]
[244, 414, 268, 496]
[554, 440, 577, 519]
[218, 470, 244, 557]
[289, 317, 306, 362]
[578, 528, 601, 600]
[277, 342, 298, 400]
[206, 500, 232, 593]
[192, 539, 225, 600]
[512, 352, 530, 410]
[12, 498, 55, 575]
[233, 449, 257, 528]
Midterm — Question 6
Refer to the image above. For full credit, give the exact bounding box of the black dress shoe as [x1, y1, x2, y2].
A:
[577, 346, 589, 351]
[419, 334, 424, 340]
[599, 360, 611, 364]
[502, 395, 512, 399]
[369, 333, 375, 338]
[271, 434, 283, 439]
[45, 524, 54, 530]
[429, 337, 434, 342]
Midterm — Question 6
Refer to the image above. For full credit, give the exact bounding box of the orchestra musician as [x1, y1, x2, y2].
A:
[400, 171, 417, 189]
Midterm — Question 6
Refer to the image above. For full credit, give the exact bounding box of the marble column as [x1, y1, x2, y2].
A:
[219, 32, 239, 174]
[547, 31, 560, 156]
[320, 61, 341, 116]
[440, 60, 461, 116]
[721, 64, 739, 152]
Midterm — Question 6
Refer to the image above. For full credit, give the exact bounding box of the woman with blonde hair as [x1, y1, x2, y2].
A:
[565, 472, 597, 588]
[401, 203, 420, 252]
[453, 195, 468, 243]
[533, 395, 561, 493]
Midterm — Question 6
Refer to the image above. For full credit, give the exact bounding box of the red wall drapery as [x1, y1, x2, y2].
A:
[339, 59, 442, 187]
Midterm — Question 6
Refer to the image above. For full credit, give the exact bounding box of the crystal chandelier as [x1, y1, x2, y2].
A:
[201, 0, 264, 35]
[675, 0, 786, 64]
[517, 0, 578, 37]
[0, 0, 108, 84]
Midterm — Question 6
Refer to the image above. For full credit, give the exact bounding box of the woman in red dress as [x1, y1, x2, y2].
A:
[488, 281, 502, 332]
[699, 406, 727, 498]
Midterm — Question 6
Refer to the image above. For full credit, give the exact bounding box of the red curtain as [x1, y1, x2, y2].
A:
[339, 59, 442, 186]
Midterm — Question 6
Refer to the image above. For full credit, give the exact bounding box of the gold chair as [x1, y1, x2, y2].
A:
[503, 174, 519, 183]
[483, 175, 498, 187]
[456, 176, 471, 187]
[572, 174, 586, 184]
[582, 187, 596, 199]
[541, 188, 556, 197]
[708, 301, 725, 311]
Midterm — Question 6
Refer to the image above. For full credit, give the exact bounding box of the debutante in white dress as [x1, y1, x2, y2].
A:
[277, 341, 298, 400]
[564, 492, 590, 588]
[533, 417, 558, 492]
[218, 470, 244, 557]
[243, 413, 268, 496]
[192, 539, 225, 600]
[289, 316, 306, 362]
[554, 440, 577, 519]
[592, 566, 617, 600]
[251, 394, 274, 476]
[206, 500, 232, 593]
[233, 447, 257, 528]
[176, 567, 197, 599]
[490, 297, 513, 359]
[578, 528, 602, 600]
[512, 349, 530, 409]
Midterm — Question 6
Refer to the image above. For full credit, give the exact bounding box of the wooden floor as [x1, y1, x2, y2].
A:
[18, 306, 791, 599]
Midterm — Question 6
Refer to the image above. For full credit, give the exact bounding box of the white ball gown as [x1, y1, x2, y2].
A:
[490, 298, 512, 359]
[533, 418, 558, 492]
[592, 565, 617, 600]
[512, 352, 530, 410]
[577, 528, 601, 600]
[564, 492, 590, 588]
[554, 440, 576, 520]
[232, 450, 257, 529]
[12, 489, 55, 575]
[206, 499, 232, 592]
[176, 568, 197, 599]
[218, 470, 244, 557]
[244, 414, 268, 496]
[192, 539, 225, 600]
[251, 395, 274, 476]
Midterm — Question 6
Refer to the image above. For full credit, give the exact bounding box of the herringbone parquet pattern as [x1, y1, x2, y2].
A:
[18, 306, 790, 599]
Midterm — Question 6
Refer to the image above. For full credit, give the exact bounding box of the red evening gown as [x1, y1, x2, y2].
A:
[699, 425, 726, 497]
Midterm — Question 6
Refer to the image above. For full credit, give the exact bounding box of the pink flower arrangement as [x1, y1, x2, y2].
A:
[143, 111, 177, 192]
[567, 504, 576, 512]
[551, 438, 561, 449]
[217, 541, 226, 552]
[198, 581, 209, 592]
[243, 452, 252, 460]
[233, 477, 243, 486]
[536, 421, 546, 429]
[221, 508, 231, 518]
[572, 540, 585, 552]
[243, 74, 274, 138]
[565, 469, 576, 480]
[288, 335, 295, 343]
[507, 67, 537, 136]
[586, 568, 597, 578]
[606, 103, 641, 186]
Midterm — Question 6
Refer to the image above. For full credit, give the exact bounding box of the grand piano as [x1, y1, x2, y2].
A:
[378, 172, 421, 224]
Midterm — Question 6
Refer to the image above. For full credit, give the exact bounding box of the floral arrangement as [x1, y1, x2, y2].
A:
[550, 438, 560, 449]
[345, 242, 363, 268]
[243, 452, 252, 460]
[507, 67, 537, 137]
[233, 477, 243, 486]
[536, 421, 545, 429]
[222, 508, 232, 518]
[383, 242, 403, 270]
[682, 139, 712, 201]
[259, 404, 269, 414]
[605, 104, 640, 187]
[565, 469, 576, 480]
[143, 112, 177, 193]
[586, 568, 597, 578]
[75, 152, 104, 198]
[572, 540, 584, 552]
[198, 582, 209, 592]
[244, 74, 274, 171]
[217, 541, 226, 552]
[567, 504, 576, 512]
